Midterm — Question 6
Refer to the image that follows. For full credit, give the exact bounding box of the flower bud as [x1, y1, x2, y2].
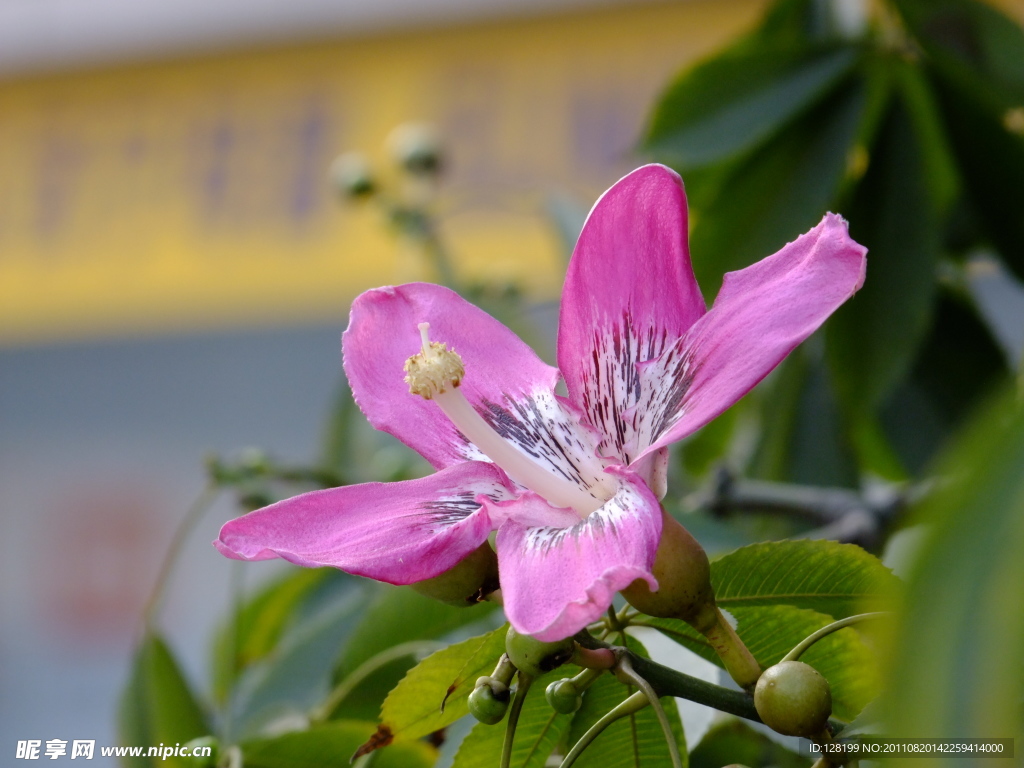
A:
[468, 677, 510, 724]
[754, 661, 832, 738]
[505, 627, 574, 678]
[545, 678, 583, 714]
[387, 122, 442, 176]
[410, 543, 499, 606]
[621, 508, 715, 628]
[330, 152, 376, 199]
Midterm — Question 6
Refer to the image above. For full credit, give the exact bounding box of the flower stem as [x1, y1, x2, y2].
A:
[782, 612, 889, 663]
[558, 691, 649, 768]
[696, 605, 762, 690]
[143, 484, 219, 629]
[615, 655, 683, 768]
[500, 674, 533, 768]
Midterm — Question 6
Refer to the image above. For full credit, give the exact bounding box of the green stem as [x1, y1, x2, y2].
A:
[615, 655, 683, 768]
[699, 606, 762, 690]
[559, 691, 649, 768]
[782, 612, 889, 662]
[501, 674, 533, 768]
[143, 484, 219, 628]
[310, 641, 444, 723]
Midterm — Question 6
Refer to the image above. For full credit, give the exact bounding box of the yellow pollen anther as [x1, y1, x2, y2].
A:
[404, 322, 465, 399]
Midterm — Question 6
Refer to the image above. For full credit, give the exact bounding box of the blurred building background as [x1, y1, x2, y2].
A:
[0, 0, 772, 757]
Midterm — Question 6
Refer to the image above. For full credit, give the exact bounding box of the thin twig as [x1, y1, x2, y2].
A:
[615, 655, 683, 768]
[782, 613, 889, 663]
[143, 484, 219, 628]
[558, 691, 649, 768]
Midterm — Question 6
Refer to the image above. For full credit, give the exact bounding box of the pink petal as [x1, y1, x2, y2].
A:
[343, 282, 608, 493]
[492, 469, 661, 641]
[558, 164, 706, 465]
[215, 462, 514, 584]
[635, 213, 867, 461]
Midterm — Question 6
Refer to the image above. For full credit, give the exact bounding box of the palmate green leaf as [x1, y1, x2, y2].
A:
[338, 586, 499, 675]
[711, 539, 900, 616]
[119, 632, 211, 767]
[879, 291, 1009, 475]
[228, 575, 373, 739]
[882, 392, 1024, 759]
[927, 58, 1024, 281]
[327, 585, 500, 721]
[210, 567, 333, 704]
[644, 46, 858, 170]
[566, 637, 687, 768]
[892, 0, 1024, 99]
[641, 604, 877, 721]
[684, 72, 865, 296]
[826, 65, 945, 427]
[241, 720, 436, 768]
[372, 625, 509, 747]
[689, 719, 807, 768]
[761, 348, 860, 488]
[452, 667, 577, 768]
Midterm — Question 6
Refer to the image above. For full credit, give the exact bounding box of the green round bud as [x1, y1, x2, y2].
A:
[330, 152, 376, 198]
[545, 679, 583, 714]
[468, 680, 510, 725]
[505, 628, 574, 677]
[754, 661, 833, 738]
[387, 122, 442, 175]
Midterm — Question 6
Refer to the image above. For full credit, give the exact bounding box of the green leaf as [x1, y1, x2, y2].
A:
[452, 668, 576, 768]
[678, 396, 744, 480]
[328, 585, 499, 721]
[883, 391, 1024, 749]
[374, 625, 508, 746]
[242, 720, 436, 768]
[780, 348, 860, 487]
[927, 58, 1024, 280]
[645, 46, 858, 169]
[228, 574, 373, 739]
[686, 72, 866, 296]
[338, 586, 498, 675]
[565, 637, 687, 768]
[642, 604, 878, 721]
[827, 68, 944, 423]
[892, 0, 1024, 99]
[211, 567, 332, 704]
[880, 290, 1010, 474]
[710, 539, 900, 616]
[119, 632, 211, 767]
[689, 718, 808, 768]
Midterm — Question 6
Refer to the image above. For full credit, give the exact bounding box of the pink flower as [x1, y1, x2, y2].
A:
[216, 165, 866, 641]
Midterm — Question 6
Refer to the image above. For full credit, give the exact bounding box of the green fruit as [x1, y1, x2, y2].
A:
[505, 628, 574, 677]
[754, 661, 833, 738]
[545, 679, 583, 714]
[468, 679, 510, 725]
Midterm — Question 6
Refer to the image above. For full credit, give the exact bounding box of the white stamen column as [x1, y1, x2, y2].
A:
[404, 323, 606, 517]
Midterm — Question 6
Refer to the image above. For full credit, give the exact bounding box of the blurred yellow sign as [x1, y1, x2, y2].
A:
[0, 1, 763, 345]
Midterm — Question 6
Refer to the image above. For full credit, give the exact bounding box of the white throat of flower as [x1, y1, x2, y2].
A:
[405, 323, 605, 517]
